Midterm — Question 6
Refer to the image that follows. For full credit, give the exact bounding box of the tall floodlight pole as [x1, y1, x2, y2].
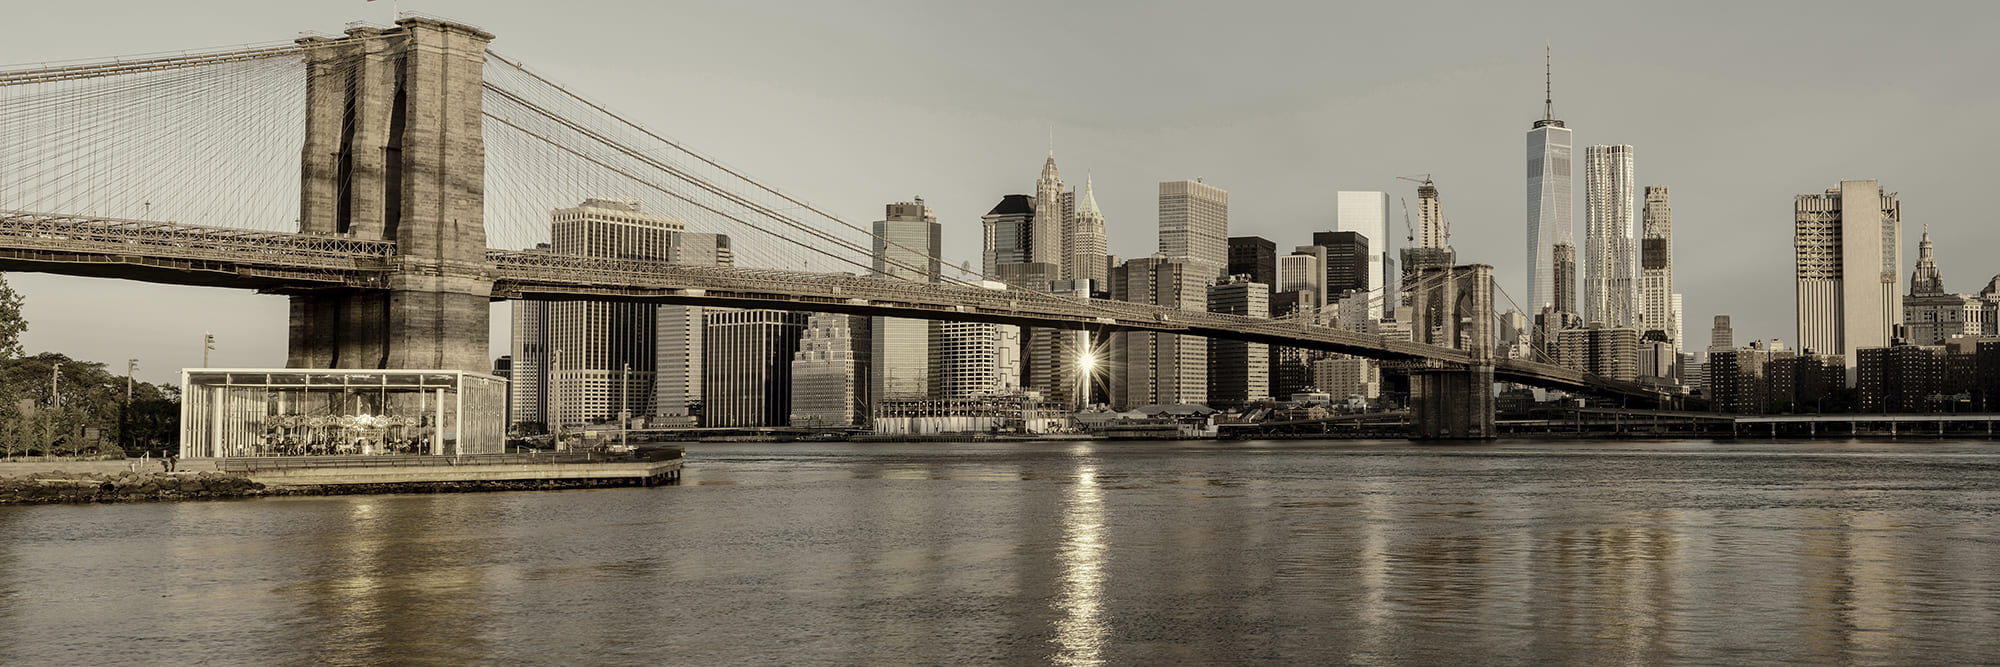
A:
[50, 361, 61, 408]
[551, 348, 563, 451]
[124, 359, 137, 452]
[621, 362, 631, 451]
[203, 332, 215, 368]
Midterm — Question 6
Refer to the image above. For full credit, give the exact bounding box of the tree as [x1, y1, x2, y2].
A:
[0, 274, 22, 360]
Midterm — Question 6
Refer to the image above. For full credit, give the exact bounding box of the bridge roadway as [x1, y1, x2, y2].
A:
[0, 210, 1644, 397]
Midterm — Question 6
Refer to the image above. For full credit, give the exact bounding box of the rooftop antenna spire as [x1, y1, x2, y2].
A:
[1544, 42, 1554, 121]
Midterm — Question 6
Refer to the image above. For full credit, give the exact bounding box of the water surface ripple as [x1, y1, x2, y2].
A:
[3, 439, 1997, 665]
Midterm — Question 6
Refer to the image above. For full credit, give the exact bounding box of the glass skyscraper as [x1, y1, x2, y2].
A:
[1527, 58, 1572, 316]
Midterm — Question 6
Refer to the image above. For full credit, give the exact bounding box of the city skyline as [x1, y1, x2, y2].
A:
[4, 1, 1998, 383]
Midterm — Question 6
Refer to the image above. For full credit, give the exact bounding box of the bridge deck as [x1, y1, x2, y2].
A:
[0, 213, 1649, 397]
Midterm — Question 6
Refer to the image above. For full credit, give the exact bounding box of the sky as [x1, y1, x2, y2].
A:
[3, 0, 1997, 385]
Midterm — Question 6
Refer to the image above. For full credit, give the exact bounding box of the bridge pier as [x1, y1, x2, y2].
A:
[1406, 264, 1496, 439]
[288, 18, 494, 375]
[1411, 365, 1496, 439]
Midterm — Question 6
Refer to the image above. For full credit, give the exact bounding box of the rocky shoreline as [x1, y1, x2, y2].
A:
[0, 469, 680, 505]
[0, 470, 265, 504]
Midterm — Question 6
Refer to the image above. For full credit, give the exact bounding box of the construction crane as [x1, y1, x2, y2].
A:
[1399, 197, 1415, 245]
[1396, 173, 1433, 187]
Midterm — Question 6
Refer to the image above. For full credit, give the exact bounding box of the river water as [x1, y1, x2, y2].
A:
[3, 439, 1998, 665]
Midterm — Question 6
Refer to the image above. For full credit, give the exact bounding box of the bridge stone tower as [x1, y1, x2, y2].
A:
[289, 18, 494, 375]
[1407, 264, 1496, 439]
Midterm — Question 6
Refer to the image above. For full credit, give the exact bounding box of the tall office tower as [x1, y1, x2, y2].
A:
[872, 201, 942, 405]
[1526, 50, 1573, 314]
[1206, 276, 1270, 410]
[1279, 248, 1327, 310]
[1033, 153, 1068, 269]
[544, 198, 681, 427]
[789, 313, 870, 427]
[1023, 280, 1093, 409]
[981, 194, 1034, 278]
[654, 232, 732, 420]
[1228, 236, 1278, 287]
[1067, 175, 1109, 289]
[1335, 191, 1391, 317]
[508, 288, 549, 429]
[1640, 185, 1676, 345]
[1795, 180, 1902, 370]
[1158, 180, 1230, 279]
[1109, 256, 1208, 409]
[704, 309, 806, 427]
[1583, 144, 1636, 327]
[1313, 231, 1372, 303]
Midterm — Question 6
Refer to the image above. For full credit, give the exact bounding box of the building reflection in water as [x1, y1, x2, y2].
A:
[277, 496, 492, 664]
[1053, 460, 1107, 667]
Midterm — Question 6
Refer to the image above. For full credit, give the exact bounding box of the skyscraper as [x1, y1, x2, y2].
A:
[981, 194, 1034, 278]
[1583, 144, 1636, 327]
[508, 287, 548, 430]
[789, 313, 869, 427]
[1067, 175, 1109, 289]
[1228, 236, 1277, 287]
[705, 309, 806, 427]
[1527, 51, 1573, 314]
[1110, 256, 1207, 409]
[655, 232, 731, 421]
[1312, 231, 1372, 304]
[872, 200, 942, 405]
[1280, 247, 1327, 311]
[1207, 276, 1270, 410]
[539, 198, 681, 427]
[1158, 180, 1229, 279]
[1335, 191, 1391, 318]
[1032, 153, 1068, 269]
[1795, 180, 1902, 371]
[1640, 185, 1677, 348]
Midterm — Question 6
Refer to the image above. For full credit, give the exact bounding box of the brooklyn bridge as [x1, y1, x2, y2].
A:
[0, 16, 1655, 437]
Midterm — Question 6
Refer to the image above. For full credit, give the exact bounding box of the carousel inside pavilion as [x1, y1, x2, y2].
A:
[179, 369, 507, 458]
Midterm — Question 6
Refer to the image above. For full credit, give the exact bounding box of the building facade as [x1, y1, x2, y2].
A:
[1795, 180, 1902, 374]
[1313, 230, 1372, 308]
[1335, 191, 1391, 318]
[1158, 180, 1229, 280]
[872, 201, 942, 406]
[1583, 144, 1636, 328]
[1227, 236, 1278, 287]
[1526, 89, 1573, 315]
[1067, 175, 1109, 289]
[1903, 230, 1988, 346]
[1110, 256, 1208, 409]
[1206, 276, 1270, 410]
[705, 309, 807, 427]
[544, 198, 683, 427]
[654, 232, 732, 422]
[789, 312, 870, 427]
[1640, 185, 1679, 348]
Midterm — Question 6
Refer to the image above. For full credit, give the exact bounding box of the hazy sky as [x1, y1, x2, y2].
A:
[4, 1, 1997, 384]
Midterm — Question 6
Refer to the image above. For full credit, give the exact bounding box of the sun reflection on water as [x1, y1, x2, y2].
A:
[1053, 464, 1107, 666]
